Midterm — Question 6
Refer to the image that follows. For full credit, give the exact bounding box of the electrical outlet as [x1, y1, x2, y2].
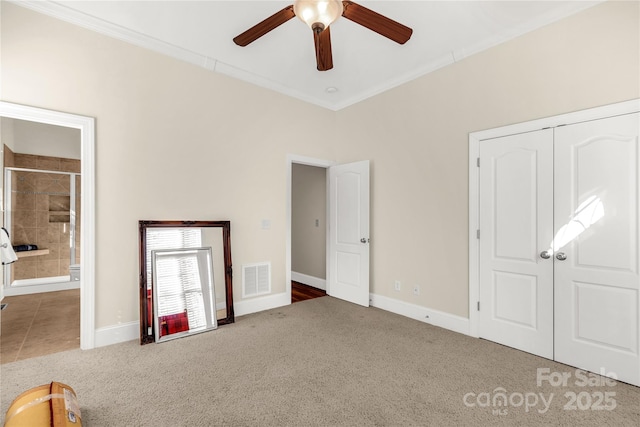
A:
[394, 280, 401, 291]
[413, 285, 420, 295]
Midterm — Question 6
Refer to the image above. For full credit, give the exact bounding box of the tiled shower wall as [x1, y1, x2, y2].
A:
[4, 145, 81, 282]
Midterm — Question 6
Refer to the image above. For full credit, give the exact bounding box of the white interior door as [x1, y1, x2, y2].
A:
[328, 160, 370, 307]
[554, 112, 640, 386]
[479, 129, 554, 359]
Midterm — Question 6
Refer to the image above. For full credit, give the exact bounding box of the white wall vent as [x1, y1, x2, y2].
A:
[242, 262, 271, 298]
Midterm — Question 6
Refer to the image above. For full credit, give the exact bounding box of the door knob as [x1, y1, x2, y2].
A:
[555, 252, 567, 261]
[540, 251, 551, 259]
[360, 238, 369, 243]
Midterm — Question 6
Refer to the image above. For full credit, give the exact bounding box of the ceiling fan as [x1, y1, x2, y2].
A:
[233, 0, 413, 71]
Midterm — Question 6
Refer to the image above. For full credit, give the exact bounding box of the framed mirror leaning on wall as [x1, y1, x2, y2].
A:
[139, 220, 234, 344]
[152, 247, 217, 342]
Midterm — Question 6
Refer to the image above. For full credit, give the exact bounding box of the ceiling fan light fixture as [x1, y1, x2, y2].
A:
[233, 1, 413, 71]
[294, 0, 343, 31]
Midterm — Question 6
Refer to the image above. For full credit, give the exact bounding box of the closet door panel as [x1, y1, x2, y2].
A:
[478, 129, 554, 359]
[554, 112, 640, 386]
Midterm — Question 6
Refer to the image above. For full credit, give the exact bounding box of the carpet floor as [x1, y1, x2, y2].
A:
[1, 296, 638, 426]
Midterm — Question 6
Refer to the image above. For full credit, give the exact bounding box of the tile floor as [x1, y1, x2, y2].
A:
[0, 289, 80, 364]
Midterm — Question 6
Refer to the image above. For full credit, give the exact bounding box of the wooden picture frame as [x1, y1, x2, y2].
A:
[139, 220, 234, 344]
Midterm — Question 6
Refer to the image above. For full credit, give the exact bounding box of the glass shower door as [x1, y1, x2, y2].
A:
[4, 168, 79, 287]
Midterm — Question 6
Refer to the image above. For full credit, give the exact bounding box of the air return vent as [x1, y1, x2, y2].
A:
[242, 262, 271, 297]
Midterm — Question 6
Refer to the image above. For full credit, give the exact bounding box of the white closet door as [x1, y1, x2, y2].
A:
[554, 112, 640, 386]
[479, 129, 554, 359]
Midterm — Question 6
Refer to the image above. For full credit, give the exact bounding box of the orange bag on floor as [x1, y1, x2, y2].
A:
[4, 381, 81, 426]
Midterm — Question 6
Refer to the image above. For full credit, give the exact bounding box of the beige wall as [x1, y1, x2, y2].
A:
[7, 119, 81, 159]
[1, 2, 337, 328]
[292, 164, 326, 280]
[1, 118, 15, 152]
[1, 0, 638, 328]
[335, 0, 639, 316]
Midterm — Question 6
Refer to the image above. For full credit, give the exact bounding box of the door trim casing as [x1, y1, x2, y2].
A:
[468, 98, 640, 338]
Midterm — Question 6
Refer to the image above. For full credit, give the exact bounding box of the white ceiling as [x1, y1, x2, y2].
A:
[16, 1, 602, 110]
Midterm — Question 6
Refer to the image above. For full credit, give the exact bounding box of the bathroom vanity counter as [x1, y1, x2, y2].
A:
[16, 249, 50, 258]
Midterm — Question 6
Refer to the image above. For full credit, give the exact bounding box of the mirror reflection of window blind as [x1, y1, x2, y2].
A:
[155, 253, 207, 329]
[146, 228, 202, 287]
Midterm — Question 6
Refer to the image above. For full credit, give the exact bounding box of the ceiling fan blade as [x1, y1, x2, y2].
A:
[313, 26, 334, 71]
[341, 1, 412, 45]
[233, 5, 295, 46]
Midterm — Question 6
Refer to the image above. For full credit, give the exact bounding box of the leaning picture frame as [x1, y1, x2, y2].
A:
[152, 247, 217, 343]
[139, 220, 234, 345]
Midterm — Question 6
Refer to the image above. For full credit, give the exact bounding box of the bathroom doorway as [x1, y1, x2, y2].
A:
[0, 116, 82, 360]
[0, 102, 95, 351]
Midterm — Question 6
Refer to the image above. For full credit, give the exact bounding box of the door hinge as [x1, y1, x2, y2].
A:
[476, 229, 480, 239]
[477, 157, 480, 167]
[477, 301, 480, 311]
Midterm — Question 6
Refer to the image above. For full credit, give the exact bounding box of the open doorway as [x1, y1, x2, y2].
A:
[291, 163, 327, 301]
[0, 118, 81, 363]
[286, 155, 335, 303]
[287, 155, 371, 307]
[0, 102, 95, 352]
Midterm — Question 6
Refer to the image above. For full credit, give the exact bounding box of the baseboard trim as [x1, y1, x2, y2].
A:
[291, 272, 326, 291]
[234, 292, 290, 317]
[91, 293, 468, 348]
[370, 293, 470, 336]
[3, 281, 80, 296]
[92, 294, 290, 348]
[94, 321, 139, 348]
